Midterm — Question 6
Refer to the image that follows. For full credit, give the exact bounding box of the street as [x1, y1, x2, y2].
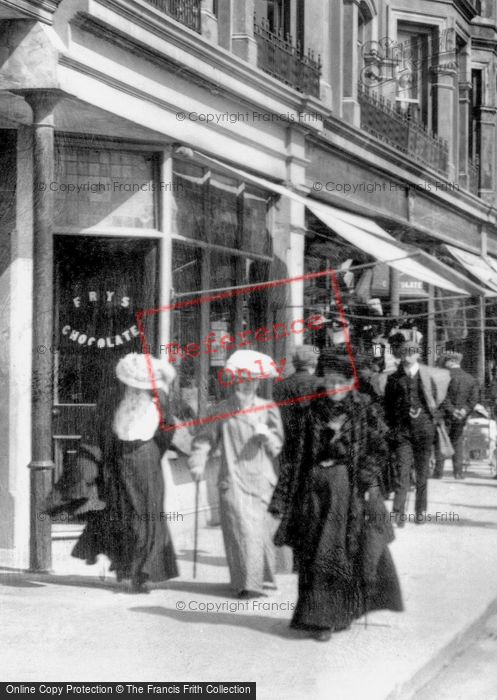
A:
[417, 613, 497, 700]
[2, 467, 497, 700]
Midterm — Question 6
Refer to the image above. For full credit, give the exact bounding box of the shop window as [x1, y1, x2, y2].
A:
[172, 161, 207, 241]
[172, 159, 271, 254]
[243, 187, 272, 256]
[210, 173, 239, 248]
[54, 145, 155, 229]
[54, 236, 158, 405]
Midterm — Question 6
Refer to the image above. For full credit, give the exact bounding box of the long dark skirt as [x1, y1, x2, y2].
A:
[72, 438, 178, 584]
[291, 463, 402, 631]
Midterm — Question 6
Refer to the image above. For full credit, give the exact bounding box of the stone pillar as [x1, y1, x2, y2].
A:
[201, 0, 219, 45]
[232, 0, 257, 65]
[432, 63, 458, 181]
[23, 90, 60, 573]
[478, 106, 496, 202]
[216, 0, 232, 50]
[426, 285, 435, 367]
[389, 269, 400, 318]
[342, 0, 360, 127]
[458, 81, 472, 190]
[477, 296, 486, 387]
[305, 0, 332, 106]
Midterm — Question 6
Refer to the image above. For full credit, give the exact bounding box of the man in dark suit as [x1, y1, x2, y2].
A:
[433, 351, 479, 480]
[384, 340, 450, 525]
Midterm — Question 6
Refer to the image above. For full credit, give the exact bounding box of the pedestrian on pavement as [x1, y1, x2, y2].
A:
[276, 355, 403, 641]
[384, 340, 451, 526]
[433, 351, 479, 480]
[269, 345, 319, 530]
[188, 350, 284, 599]
[71, 353, 179, 593]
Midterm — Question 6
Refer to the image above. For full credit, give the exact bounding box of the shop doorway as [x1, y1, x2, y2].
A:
[52, 236, 159, 516]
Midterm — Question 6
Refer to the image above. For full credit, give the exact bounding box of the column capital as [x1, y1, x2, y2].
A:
[18, 89, 63, 126]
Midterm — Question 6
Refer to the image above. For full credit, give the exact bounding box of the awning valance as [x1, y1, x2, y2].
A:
[306, 201, 479, 296]
[444, 245, 497, 294]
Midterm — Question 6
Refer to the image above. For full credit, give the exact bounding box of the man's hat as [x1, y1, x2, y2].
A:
[441, 350, 463, 365]
[317, 348, 354, 379]
[292, 345, 319, 369]
[398, 340, 422, 357]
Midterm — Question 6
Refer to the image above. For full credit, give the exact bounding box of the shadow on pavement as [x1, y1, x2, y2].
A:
[130, 604, 298, 639]
[161, 580, 235, 597]
[176, 549, 227, 568]
[0, 570, 118, 591]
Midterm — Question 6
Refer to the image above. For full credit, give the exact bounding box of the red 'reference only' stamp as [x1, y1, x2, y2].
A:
[136, 269, 359, 431]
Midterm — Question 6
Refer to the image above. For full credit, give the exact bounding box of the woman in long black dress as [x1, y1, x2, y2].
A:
[72, 353, 179, 592]
[274, 356, 403, 640]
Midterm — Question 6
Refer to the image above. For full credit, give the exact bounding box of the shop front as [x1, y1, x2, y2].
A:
[31, 138, 279, 567]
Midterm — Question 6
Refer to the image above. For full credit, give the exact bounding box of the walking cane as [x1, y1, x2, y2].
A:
[193, 479, 200, 579]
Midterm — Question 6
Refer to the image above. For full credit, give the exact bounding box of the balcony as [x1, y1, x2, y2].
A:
[358, 85, 449, 177]
[254, 18, 321, 98]
[144, 0, 201, 33]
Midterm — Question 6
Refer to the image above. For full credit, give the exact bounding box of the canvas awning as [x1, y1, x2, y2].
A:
[192, 152, 488, 296]
[444, 245, 497, 294]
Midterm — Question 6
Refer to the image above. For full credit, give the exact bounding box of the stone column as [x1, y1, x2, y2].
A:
[389, 268, 400, 317]
[432, 63, 458, 181]
[478, 106, 496, 202]
[426, 285, 435, 367]
[305, 0, 332, 106]
[342, 0, 360, 127]
[232, 0, 257, 65]
[23, 90, 60, 573]
[458, 81, 472, 190]
[201, 0, 219, 45]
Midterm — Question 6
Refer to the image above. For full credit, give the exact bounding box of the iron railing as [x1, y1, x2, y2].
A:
[254, 18, 321, 97]
[358, 84, 449, 176]
[144, 0, 201, 33]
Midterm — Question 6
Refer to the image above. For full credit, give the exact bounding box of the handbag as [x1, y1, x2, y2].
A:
[437, 421, 454, 459]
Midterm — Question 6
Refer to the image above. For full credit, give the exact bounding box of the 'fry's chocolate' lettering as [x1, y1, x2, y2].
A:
[61, 324, 140, 349]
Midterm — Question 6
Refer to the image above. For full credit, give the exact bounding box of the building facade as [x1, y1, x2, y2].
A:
[0, 0, 496, 571]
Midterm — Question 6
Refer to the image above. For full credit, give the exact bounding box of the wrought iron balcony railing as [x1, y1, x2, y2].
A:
[144, 0, 201, 33]
[358, 84, 449, 176]
[254, 18, 321, 98]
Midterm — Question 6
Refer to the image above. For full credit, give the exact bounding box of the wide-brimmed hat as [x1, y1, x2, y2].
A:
[116, 353, 176, 391]
[225, 349, 279, 378]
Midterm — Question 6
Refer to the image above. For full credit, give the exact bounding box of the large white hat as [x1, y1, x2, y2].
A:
[115, 353, 176, 391]
[225, 349, 279, 378]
